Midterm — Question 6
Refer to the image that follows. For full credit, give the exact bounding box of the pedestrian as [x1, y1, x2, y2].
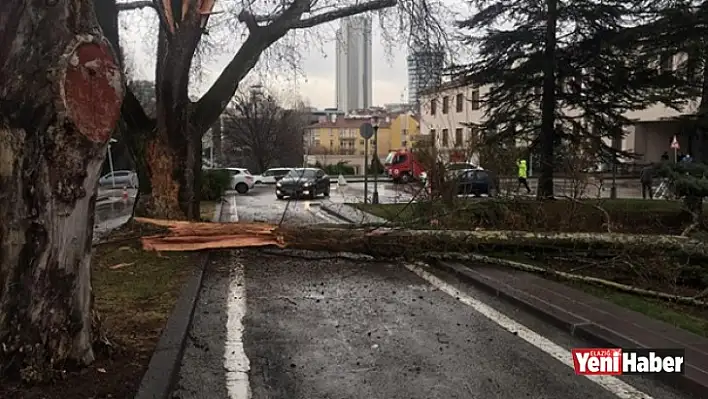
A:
[639, 164, 654, 199]
[517, 159, 531, 194]
[660, 151, 669, 162]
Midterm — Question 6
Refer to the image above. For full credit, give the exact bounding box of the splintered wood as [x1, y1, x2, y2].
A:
[135, 217, 284, 251]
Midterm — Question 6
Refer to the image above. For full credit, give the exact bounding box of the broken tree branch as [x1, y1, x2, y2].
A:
[421, 254, 708, 308]
[133, 218, 708, 259]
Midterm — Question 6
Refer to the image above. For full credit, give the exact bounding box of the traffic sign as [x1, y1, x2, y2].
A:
[671, 135, 680, 149]
[359, 123, 374, 140]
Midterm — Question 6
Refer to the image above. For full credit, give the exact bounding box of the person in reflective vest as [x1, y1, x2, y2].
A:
[517, 159, 531, 194]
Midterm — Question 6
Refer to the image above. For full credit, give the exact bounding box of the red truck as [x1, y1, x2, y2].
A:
[383, 149, 426, 183]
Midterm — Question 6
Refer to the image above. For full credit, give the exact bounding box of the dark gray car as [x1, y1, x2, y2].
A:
[275, 168, 330, 200]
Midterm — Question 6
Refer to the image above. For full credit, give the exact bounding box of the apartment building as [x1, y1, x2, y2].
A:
[303, 112, 421, 172]
[419, 54, 700, 164]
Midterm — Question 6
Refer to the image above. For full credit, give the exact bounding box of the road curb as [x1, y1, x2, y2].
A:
[133, 202, 223, 399]
[429, 260, 708, 397]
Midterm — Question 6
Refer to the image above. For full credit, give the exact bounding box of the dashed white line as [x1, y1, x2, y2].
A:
[228, 195, 239, 222]
[225, 262, 250, 399]
[404, 263, 655, 399]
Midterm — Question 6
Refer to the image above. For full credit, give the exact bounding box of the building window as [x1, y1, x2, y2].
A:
[471, 90, 480, 110]
[659, 54, 674, 72]
[455, 128, 463, 147]
[430, 99, 437, 115]
[442, 96, 449, 114]
[442, 129, 449, 147]
[469, 126, 479, 140]
[455, 93, 463, 112]
[402, 140, 407, 147]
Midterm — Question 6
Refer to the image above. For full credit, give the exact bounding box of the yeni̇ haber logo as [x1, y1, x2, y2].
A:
[572, 348, 685, 375]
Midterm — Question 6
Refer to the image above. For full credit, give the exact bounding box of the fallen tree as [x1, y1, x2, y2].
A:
[135, 218, 708, 260]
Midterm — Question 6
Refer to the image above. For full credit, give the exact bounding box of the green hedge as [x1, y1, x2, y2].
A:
[201, 169, 232, 200]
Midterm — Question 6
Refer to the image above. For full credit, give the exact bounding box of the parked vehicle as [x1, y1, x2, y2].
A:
[275, 168, 330, 200]
[384, 149, 481, 184]
[220, 167, 255, 194]
[99, 170, 138, 188]
[254, 168, 293, 184]
[456, 168, 497, 197]
[384, 149, 426, 184]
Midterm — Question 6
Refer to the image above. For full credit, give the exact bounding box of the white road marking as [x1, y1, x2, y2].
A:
[404, 263, 655, 399]
[228, 195, 239, 222]
[225, 262, 250, 399]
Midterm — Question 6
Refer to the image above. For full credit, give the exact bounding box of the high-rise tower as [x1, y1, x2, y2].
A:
[335, 15, 372, 112]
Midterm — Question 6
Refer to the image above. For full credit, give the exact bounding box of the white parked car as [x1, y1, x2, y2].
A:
[99, 170, 138, 188]
[254, 168, 293, 184]
[223, 167, 255, 194]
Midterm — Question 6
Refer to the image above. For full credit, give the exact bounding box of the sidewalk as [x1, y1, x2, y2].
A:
[318, 200, 387, 224]
[433, 261, 708, 396]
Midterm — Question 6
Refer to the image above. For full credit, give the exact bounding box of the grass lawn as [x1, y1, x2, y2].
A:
[570, 281, 708, 338]
[0, 222, 200, 399]
[354, 198, 706, 234]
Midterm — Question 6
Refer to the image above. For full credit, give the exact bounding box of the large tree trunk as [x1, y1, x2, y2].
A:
[0, 0, 123, 380]
[537, 0, 558, 199]
[142, 26, 204, 220]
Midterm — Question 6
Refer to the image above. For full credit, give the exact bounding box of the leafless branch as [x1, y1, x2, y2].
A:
[292, 0, 396, 29]
[237, 9, 260, 32]
[116, 0, 155, 11]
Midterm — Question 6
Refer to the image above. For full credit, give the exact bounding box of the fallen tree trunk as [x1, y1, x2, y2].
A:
[134, 218, 708, 259]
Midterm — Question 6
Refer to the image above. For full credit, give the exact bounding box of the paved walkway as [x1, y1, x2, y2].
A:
[434, 261, 708, 397]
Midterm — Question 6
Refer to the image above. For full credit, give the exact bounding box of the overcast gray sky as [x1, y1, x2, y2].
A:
[119, 3, 464, 109]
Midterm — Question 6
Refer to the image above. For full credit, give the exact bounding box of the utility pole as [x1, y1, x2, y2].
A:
[372, 115, 380, 204]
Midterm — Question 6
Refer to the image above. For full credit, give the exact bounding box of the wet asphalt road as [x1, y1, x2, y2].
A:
[228, 182, 414, 225]
[170, 189, 695, 399]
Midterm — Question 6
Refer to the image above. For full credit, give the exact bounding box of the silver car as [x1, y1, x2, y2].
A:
[99, 170, 138, 188]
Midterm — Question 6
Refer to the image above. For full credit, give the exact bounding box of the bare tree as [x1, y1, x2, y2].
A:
[94, 0, 445, 220]
[0, 0, 124, 380]
[223, 91, 305, 172]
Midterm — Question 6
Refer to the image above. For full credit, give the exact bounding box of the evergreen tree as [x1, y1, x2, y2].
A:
[453, 0, 684, 198]
[627, 2, 708, 160]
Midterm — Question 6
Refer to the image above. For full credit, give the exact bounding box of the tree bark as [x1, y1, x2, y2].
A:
[537, 0, 558, 199]
[133, 219, 708, 261]
[0, 0, 123, 380]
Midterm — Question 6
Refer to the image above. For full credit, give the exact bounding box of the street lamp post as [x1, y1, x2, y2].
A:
[371, 115, 380, 204]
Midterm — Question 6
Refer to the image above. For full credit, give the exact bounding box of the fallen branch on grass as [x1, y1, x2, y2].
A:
[423, 252, 708, 308]
[559, 195, 612, 233]
[134, 217, 708, 259]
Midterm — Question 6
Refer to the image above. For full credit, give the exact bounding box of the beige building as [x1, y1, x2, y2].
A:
[419, 54, 700, 165]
